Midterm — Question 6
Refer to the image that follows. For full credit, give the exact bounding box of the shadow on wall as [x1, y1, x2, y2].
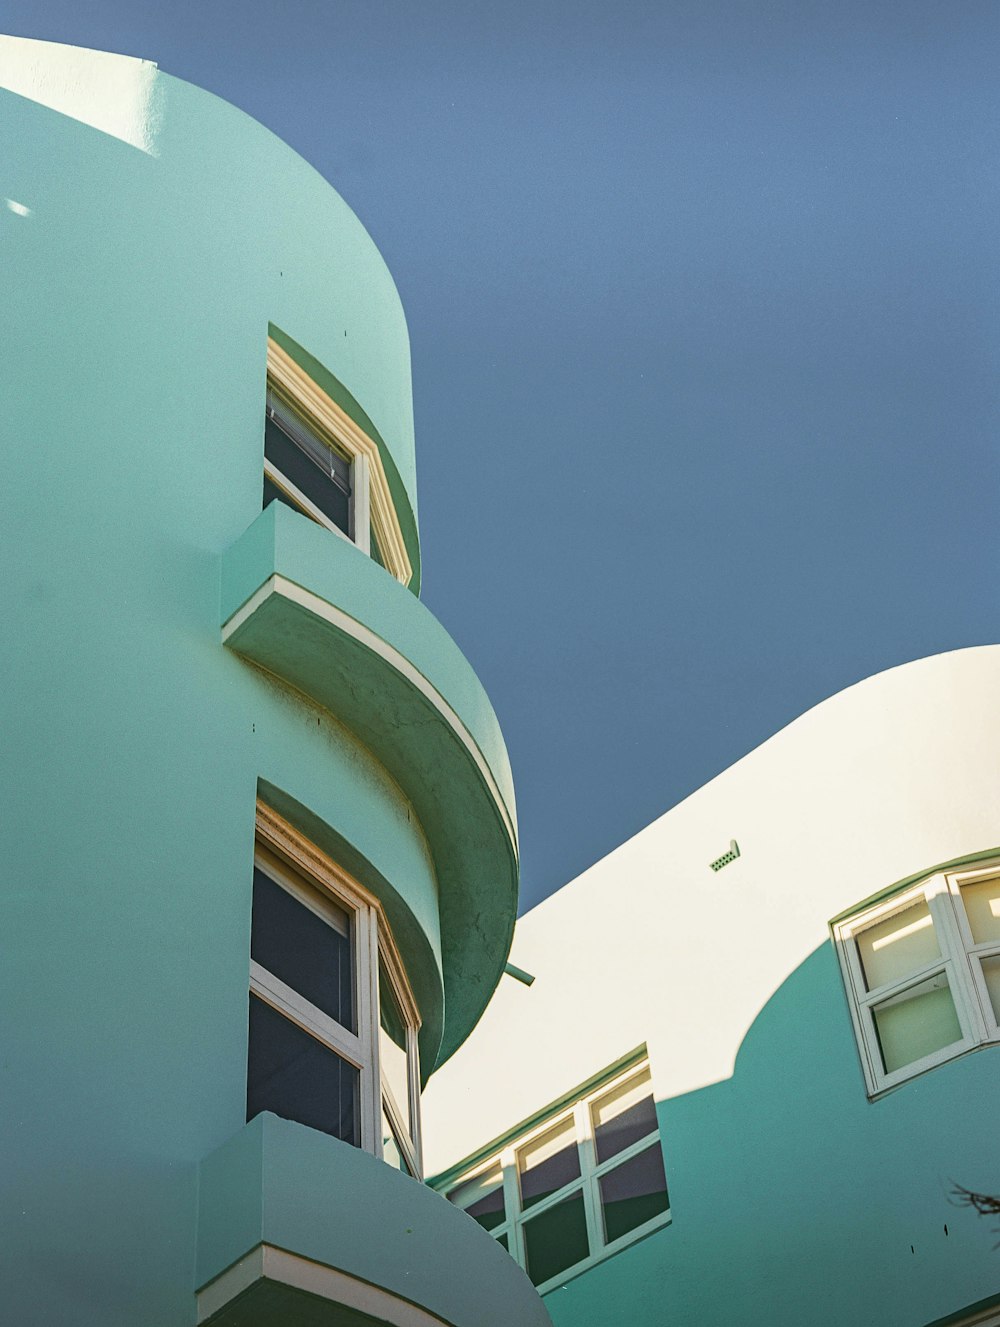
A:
[545, 944, 1000, 1327]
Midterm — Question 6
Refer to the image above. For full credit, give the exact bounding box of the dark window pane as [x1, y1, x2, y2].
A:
[251, 868, 354, 1031]
[592, 1075, 658, 1164]
[467, 1188, 506, 1232]
[599, 1144, 669, 1245]
[448, 1166, 505, 1232]
[518, 1117, 581, 1209]
[264, 410, 351, 535]
[523, 1191, 589, 1286]
[246, 994, 359, 1147]
[496, 1233, 509, 1252]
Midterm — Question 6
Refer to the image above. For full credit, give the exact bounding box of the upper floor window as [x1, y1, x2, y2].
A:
[264, 334, 414, 587]
[248, 802, 422, 1176]
[834, 859, 1000, 1096]
[444, 1058, 669, 1292]
[264, 388, 357, 541]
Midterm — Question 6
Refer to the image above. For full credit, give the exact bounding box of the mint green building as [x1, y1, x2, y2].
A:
[0, 35, 550, 1327]
[6, 32, 1000, 1327]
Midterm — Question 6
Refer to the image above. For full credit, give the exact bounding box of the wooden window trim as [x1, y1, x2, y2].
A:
[266, 337, 412, 586]
[253, 800, 423, 1175]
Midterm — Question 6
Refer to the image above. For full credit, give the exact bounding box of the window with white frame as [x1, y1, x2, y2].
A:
[445, 1059, 669, 1291]
[264, 387, 363, 545]
[835, 859, 1000, 1096]
[247, 802, 422, 1176]
[264, 335, 414, 586]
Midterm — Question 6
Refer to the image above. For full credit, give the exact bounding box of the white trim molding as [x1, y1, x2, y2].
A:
[267, 337, 413, 586]
[197, 1244, 451, 1326]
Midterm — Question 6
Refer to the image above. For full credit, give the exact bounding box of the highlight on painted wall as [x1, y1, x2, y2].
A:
[2, 31, 999, 1327]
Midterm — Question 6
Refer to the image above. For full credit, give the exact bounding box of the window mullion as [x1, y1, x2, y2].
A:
[407, 1026, 423, 1170]
[500, 1147, 523, 1269]
[931, 888, 989, 1043]
[353, 452, 371, 554]
[358, 904, 378, 1155]
[943, 876, 1000, 1037]
[249, 965, 364, 1066]
[576, 1098, 602, 1254]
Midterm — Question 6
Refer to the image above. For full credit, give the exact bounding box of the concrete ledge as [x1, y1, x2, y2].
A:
[196, 1114, 552, 1327]
[220, 502, 519, 1067]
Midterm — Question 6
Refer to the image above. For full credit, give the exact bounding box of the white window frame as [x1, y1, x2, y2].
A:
[264, 396, 369, 552]
[834, 859, 1000, 1097]
[252, 801, 422, 1176]
[266, 337, 413, 586]
[446, 1060, 670, 1294]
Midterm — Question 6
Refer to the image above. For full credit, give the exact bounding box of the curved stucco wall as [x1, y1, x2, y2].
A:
[0, 36, 526, 1327]
[424, 646, 1000, 1327]
[0, 34, 419, 567]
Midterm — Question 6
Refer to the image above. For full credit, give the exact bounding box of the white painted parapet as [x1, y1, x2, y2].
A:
[423, 646, 1000, 1173]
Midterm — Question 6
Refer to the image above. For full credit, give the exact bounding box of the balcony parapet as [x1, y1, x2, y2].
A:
[196, 1114, 552, 1327]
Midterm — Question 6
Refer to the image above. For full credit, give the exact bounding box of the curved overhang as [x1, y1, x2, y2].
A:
[221, 502, 519, 1069]
[197, 1113, 552, 1327]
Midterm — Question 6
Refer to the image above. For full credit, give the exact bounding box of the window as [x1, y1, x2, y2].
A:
[445, 1060, 669, 1292]
[264, 388, 360, 543]
[835, 859, 1000, 1095]
[248, 802, 422, 1175]
[265, 335, 414, 586]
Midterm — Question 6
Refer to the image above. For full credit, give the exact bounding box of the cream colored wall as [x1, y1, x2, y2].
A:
[423, 645, 1000, 1173]
[0, 35, 161, 153]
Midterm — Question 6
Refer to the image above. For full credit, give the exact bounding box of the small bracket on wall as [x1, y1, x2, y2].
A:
[504, 961, 536, 987]
[710, 840, 740, 873]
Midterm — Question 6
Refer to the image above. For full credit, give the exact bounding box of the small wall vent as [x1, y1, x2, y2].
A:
[710, 840, 740, 873]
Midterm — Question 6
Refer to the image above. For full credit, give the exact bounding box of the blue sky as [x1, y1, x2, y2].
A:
[7, 2, 998, 910]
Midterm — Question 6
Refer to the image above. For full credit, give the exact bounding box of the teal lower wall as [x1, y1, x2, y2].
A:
[540, 945, 1000, 1327]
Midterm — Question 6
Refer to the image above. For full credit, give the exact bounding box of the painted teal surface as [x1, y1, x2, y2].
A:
[198, 1113, 553, 1327]
[222, 501, 516, 830]
[540, 946, 1000, 1327]
[268, 325, 420, 593]
[0, 39, 520, 1327]
[223, 502, 518, 1067]
[161, 67, 420, 535]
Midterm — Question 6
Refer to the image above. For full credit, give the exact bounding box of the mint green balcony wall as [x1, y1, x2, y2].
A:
[0, 36, 522, 1327]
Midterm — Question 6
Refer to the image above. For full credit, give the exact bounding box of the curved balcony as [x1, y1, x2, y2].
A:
[196, 1114, 552, 1326]
[220, 501, 518, 1068]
